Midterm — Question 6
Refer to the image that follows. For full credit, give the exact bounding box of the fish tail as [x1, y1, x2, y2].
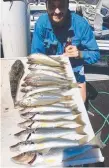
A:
[75, 126, 85, 134]
[70, 83, 78, 88]
[75, 114, 85, 125]
[71, 105, 78, 111]
[89, 132, 106, 149]
[20, 88, 27, 93]
[79, 135, 88, 145]
[62, 95, 72, 101]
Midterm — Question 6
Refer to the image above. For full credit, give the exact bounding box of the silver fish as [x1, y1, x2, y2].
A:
[24, 70, 66, 81]
[20, 112, 79, 121]
[50, 55, 65, 63]
[10, 138, 85, 153]
[14, 127, 84, 141]
[24, 90, 64, 99]
[20, 85, 71, 94]
[18, 119, 82, 129]
[11, 132, 105, 165]
[9, 60, 24, 105]
[23, 75, 73, 87]
[28, 64, 65, 74]
[10, 138, 80, 153]
[23, 86, 71, 98]
[19, 105, 78, 114]
[18, 94, 72, 107]
[27, 53, 64, 67]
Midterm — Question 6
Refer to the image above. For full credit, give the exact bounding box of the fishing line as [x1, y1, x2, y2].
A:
[89, 91, 109, 144]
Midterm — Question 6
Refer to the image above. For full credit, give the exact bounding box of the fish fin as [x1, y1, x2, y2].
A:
[14, 101, 20, 109]
[75, 126, 85, 134]
[71, 105, 78, 111]
[41, 148, 51, 155]
[70, 83, 78, 88]
[21, 83, 27, 87]
[63, 95, 72, 101]
[75, 114, 85, 125]
[79, 135, 88, 145]
[88, 132, 106, 149]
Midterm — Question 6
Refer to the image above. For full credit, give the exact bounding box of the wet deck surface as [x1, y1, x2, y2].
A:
[86, 80, 109, 167]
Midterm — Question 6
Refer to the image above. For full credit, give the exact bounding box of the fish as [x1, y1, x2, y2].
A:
[22, 76, 72, 87]
[18, 118, 83, 129]
[24, 70, 67, 81]
[48, 101, 76, 107]
[20, 85, 72, 94]
[50, 55, 65, 63]
[27, 53, 65, 67]
[14, 127, 84, 141]
[19, 105, 78, 114]
[20, 112, 80, 121]
[28, 64, 65, 74]
[20, 86, 37, 93]
[21, 85, 70, 97]
[18, 94, 73, 107]
[22, 76, 76, 88]
[23, 89, 67, 98]
[11, 132, 105, 165]
[10, 138, 81, 153]
[9, 60, 24, 106]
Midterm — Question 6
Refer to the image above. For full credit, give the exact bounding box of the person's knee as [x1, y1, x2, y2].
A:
[82, 92, 86, 103]
[78, 82, 86, 103]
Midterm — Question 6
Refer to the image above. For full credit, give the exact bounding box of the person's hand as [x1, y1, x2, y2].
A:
[63, 45, 81, 58]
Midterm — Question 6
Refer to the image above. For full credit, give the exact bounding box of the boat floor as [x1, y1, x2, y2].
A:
[85, 80, 109, 167]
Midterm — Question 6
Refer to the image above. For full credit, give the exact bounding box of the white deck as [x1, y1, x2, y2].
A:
[0, 57, 104, 167]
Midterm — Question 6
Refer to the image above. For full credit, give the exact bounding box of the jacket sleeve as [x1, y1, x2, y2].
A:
[31, 19, 46, 54]
[81, 20, 100, 64]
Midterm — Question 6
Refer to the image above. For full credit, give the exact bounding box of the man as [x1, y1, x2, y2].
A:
[31, 0, 100, 102]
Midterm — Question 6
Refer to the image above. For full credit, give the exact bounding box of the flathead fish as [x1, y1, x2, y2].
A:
[27, 53, 64, 67]
[9, 60, 24, 105]
[11, 132, 105, 165]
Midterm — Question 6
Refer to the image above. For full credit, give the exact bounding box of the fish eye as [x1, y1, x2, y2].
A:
[32, 130, 36, 134]
[30, 141, 34, 144]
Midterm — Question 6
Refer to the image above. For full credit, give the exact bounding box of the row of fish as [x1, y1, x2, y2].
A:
[9, 54, 104, 166]
[11, 132, 105, 166]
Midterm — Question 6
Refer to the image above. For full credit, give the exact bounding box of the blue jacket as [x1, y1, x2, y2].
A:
[31, 11, 100, 82]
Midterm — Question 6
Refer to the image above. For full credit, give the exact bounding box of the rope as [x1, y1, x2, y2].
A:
[89, 91, 109, 144]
